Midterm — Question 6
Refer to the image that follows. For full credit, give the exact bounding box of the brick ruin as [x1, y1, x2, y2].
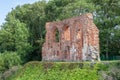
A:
[42, 13, 100, 61]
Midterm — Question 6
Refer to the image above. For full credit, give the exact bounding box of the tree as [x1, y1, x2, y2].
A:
[45, 0, 95, 21]
[93, 0, 120, 59]
[1, 1, 47, 60]
[0, 13, 32, 62]
[1, 14, 29, 49]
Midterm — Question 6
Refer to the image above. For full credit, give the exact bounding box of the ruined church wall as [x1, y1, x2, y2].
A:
[42, 13, 100, 61]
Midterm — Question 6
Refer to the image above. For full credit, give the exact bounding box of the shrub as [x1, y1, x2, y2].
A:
[7, 61, 120, 80]
[0, 51, 21, 72]
[98, 61, 120, 80]
[12, 62, 99, 80]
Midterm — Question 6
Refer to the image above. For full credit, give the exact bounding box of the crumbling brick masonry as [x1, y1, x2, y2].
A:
[42, 13, 100, 61]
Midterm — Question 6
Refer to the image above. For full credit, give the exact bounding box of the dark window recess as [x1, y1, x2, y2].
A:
[57, 51, 59, 56]
[55, 29, 59, 42]
[67, 46, 70, 51]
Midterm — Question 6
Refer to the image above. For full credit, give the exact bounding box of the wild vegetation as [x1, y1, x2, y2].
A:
[7, 61, 120, 80]
[0, 0, 120, 79]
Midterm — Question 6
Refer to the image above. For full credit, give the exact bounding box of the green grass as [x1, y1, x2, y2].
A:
[8, 61, 120, 80]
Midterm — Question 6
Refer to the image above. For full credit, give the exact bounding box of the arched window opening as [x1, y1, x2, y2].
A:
[64, 26, 70, 41]
[55, 29, 59, 42]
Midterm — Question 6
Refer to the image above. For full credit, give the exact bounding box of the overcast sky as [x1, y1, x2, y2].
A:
[0, 0, 42, 26]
